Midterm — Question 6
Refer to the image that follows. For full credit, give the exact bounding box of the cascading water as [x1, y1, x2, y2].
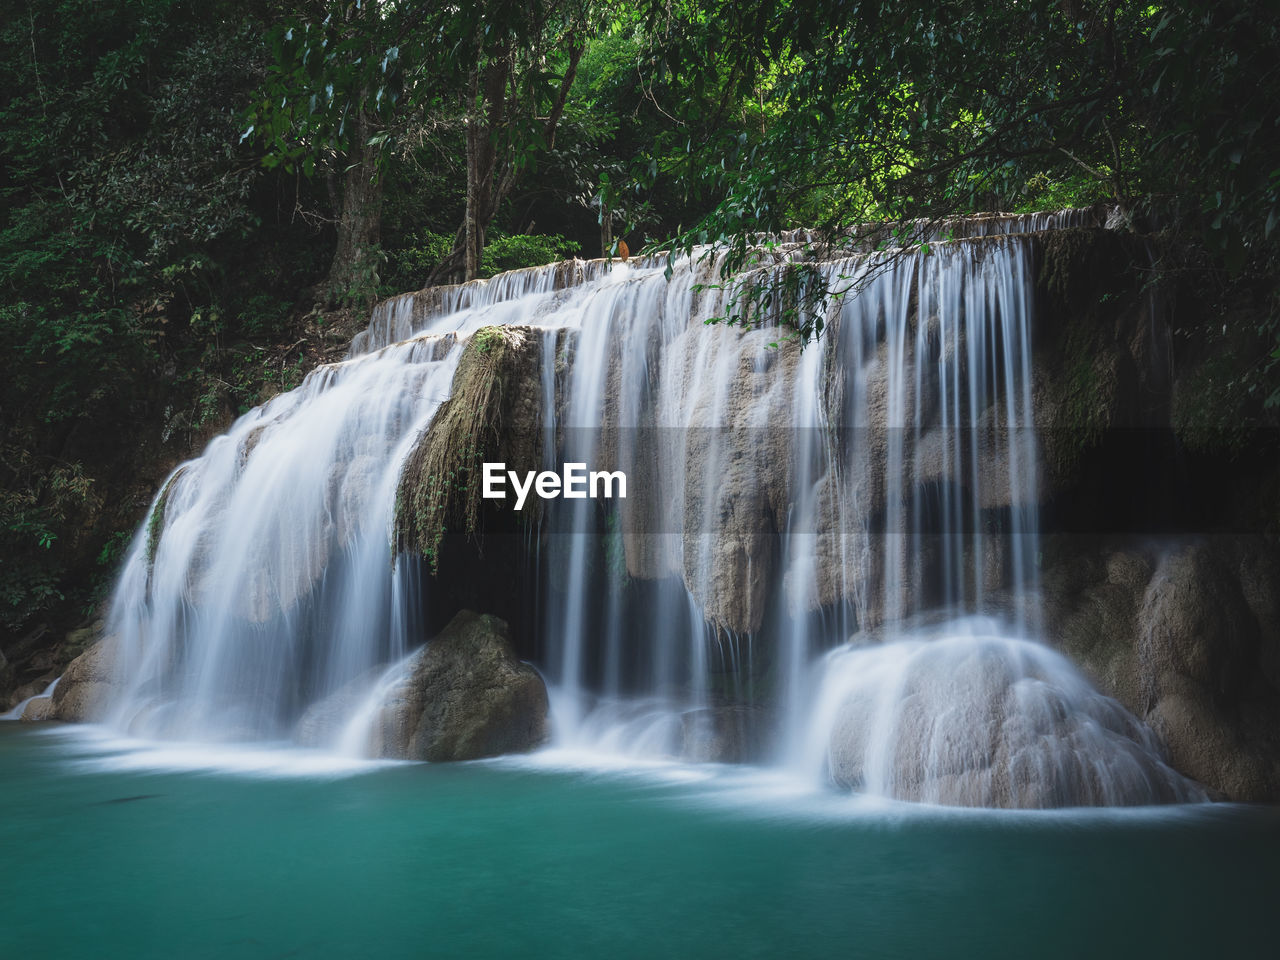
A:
[92, 207, 1203, 806]
[104, 266, 640, 740]
[0, 677, 59, 720]
[799, 619, 1206, 806]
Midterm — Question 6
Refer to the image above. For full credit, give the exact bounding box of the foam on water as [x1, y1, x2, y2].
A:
[34, 724, 402, 779]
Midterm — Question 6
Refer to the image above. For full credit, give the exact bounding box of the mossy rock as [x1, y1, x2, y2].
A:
[372, 611, 549, 761]
[394, 325, 544, 569]
[145, 467, 187, 570]
[1032, 228, 1145, 481]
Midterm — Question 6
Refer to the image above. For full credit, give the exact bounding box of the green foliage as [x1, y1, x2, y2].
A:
[1173, 355, 1259, 455]
[4, 0, 1280, 638]
[381, 232, 455, 294]
[145, 471, 183, 568]
[239, 294, 295, 340]
[0, 566, 65, 635]
[0, 0, 331, 636]
[472, 328, 503, 355]
[624, 0, 1280, 363]
[480, 234, 579, 278]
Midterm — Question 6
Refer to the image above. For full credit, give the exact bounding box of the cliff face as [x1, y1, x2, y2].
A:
[1041, 538, 1280, 801]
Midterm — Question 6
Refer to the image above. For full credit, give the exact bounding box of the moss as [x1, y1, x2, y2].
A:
[1171, 354, 1257, 454]
[1036, 227, 1138, 475]
[472, 326, 503, 355]
[144, 468, 185, 570]
[1053, 344, 1112, 471]
[1038, 227, 1135, 307]
[394, 326, 541, 571]
[1040, 228, 1101, 303]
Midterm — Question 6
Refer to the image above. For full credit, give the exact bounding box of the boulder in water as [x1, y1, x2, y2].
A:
[374, 611, 548, 762]
[810, 624, 1204, 808]
[52, 636, 122, 723]
[293, 666, 389, 749]
[20, 697, 56, 722]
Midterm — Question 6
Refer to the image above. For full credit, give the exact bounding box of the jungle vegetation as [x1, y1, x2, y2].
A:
[2, 0, 1277, 639]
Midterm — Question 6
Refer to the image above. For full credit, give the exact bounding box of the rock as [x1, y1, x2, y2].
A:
[1040, 536, 1280, 801]
[1147, 683, 1271, 802]
[374, 611, 548, 761]
[64, 620, 106, 658]
[394, 326, 544, 567]
[8, 676, 54, 707]
[1138, 544, 1255, 697]
[52, 636, 122, 723]
[1135, 542, 1280, 801]
[19, 697, 56, 722]
[820, 632, 1203, 807]
[1042, 545, 1149, 711]
[678, 704, 773, 764]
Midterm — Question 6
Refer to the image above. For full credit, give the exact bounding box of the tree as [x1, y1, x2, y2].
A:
[248, 0, 598, 298]
[0, 0, 355, 641]
[0, 0, 307, 635]
[439, 11, 586, 284]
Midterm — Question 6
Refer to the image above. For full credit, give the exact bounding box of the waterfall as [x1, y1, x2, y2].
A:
[104, 263, 647, 740]
[94, 207, 1203, 805]
[798, 619, 1205, 806]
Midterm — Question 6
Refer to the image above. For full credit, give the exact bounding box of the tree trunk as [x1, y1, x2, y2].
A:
[322, 112, 383, 308]
[439, 37, 584, 286]
[600, 201, 613, 258]
[461, 60, 507, 281]
[463, 68, 484, 282]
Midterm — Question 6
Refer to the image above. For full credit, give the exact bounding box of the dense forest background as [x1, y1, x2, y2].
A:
[2, 0, 1278, 649]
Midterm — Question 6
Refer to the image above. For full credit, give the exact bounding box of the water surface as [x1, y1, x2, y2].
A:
[1, 725, 1275, 959]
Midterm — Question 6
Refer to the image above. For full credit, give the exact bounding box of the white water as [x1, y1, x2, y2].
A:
[799, 618, 1204, 806]
[0, 677, 59, 720]
[89, 207, 1203, 805]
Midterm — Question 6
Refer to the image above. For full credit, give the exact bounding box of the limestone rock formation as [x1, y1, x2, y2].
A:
[818, 631, 1204, 808]
[52, 634, 122, 723]
[19, 696, 56, 722]
[678, 704, 772, 764]
[293, 666, 387, 748]
[372, 611, 548, 761]
[1042, 537, 1280, 801]
[395, 326, 544, 566]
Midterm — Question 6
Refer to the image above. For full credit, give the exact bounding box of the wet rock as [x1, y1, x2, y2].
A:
[52, 635, 122, 723]
[374, 611, 548, 762]
[1136, 543, 1280, 800]
[1041, 536, 1280, 802]
[821, 633, 1203, 807]
[293, 666, 387, 748]
[19, 697, 56, 722]
[394, 326, 544, 566]
[679, 704, 773, 764]
[8, 675, 55, 707]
